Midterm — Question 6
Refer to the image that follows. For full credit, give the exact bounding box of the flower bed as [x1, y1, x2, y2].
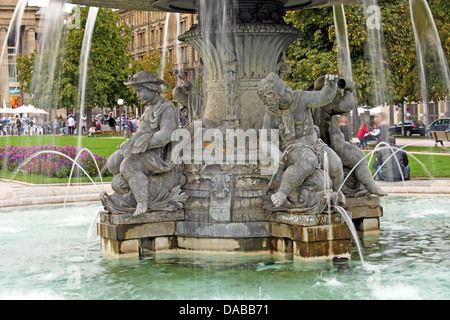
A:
[0, 144, 111, 179]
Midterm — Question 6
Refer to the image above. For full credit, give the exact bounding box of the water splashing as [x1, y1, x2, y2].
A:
[78, 7, 99, 140]
[333, 5, 353, 81]
[363, 0, 391, 105]
[0, 0, 26, 76]
[334, 205, 365, 264]
[409, 0, 450, 120]
[29, 0, 68, 109]
[160, 12, 171, 80]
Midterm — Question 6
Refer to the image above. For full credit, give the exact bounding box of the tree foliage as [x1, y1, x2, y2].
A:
[62, 7, 134, 111]
[133, 46, 177, 101]
[284, 0, 449, 106]
[16, 7, 134, 116]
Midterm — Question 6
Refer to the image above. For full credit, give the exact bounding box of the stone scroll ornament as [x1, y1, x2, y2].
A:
[100, 71, 187, 216]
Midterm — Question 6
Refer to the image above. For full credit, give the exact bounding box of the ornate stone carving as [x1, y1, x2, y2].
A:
[257, 72, 346, 212]
[100, 71, 187, 216]
[209, 173, 233, 221]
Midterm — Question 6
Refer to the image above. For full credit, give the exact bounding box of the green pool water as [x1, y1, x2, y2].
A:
[0, 196, 449, 300]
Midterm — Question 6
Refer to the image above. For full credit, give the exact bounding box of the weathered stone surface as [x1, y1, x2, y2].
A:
[345, 195, 381, 207]
[100, 210, 184, 225]
[98, 221, 176, 240]
[175, 221, 271, 238]
[355, 217, 380, 234]
[139, 236, 177, 254]
[272, 212, 348, 227]
[101, 238, 139, 258]
[346, 206, 383, 219]
[271, 223, 352, 242]
[293, 239, 351, 260]
[177, 237, 271, 252]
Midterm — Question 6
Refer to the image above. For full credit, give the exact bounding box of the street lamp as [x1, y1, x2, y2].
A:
[117, 98, 129, 138]
[117, 99, 123, 135]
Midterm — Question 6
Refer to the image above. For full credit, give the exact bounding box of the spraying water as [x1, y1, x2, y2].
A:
[362, 0, 391, 106]
[409, 0, 450, 124]
[334, 205, 365, 264]
[0, 0, 27, 78]
[175, 13, 183, 82]
[160, 12, 171, 80]
[197, 0, 238, 81]
[333, 5, 353, 81]
[77, 6, 99, 143]
[29, 0, 68, 111]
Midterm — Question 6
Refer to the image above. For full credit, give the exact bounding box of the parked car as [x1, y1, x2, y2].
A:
[426, 118, 450, 136]
[388, 120, 426, 136]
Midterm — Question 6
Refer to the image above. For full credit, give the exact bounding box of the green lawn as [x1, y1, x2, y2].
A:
[1, 135, 449, 184]
[366, 151, 450, 178]
[0, 135, 126, 158]
[0, 135, 125, 184]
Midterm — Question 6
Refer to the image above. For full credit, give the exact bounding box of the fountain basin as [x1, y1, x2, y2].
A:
[1, 195, 449, 300]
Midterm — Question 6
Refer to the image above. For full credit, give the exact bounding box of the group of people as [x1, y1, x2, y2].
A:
[356, 114, 388, 150]
[1, 115, 36, 136]
[50, 115, 84, 135]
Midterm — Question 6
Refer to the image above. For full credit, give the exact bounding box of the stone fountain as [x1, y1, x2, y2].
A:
[69, 0, 385, 259]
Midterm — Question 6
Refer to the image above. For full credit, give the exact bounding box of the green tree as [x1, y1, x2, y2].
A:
[62, 7, 134, 124]
[134, 46, 176, 100]
[283, 0, 449, 106]
[16, 7, 135, 127]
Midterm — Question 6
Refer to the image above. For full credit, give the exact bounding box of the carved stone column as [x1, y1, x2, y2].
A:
[179, 3, 303, 129]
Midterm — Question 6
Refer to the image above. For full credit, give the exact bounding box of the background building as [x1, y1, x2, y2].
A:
[116, 9, 200, 83]
[0, 0, 41, 108]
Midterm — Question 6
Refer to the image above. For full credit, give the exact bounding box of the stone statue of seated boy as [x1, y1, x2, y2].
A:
[101, 71, 186, 216]
[257, 72, 346, 210]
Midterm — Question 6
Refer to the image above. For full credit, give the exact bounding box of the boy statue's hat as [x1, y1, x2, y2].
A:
[124, 71, 165, 87]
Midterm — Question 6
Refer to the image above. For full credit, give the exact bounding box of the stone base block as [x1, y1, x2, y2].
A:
[354, 217, 380, 235]
[98, 221, 176, 240]
[175, 221, 271, 238]
[271, 222, 352, 260]
[177, 237, 271, 253]
[101, 237, 139, 258]
[139, 236, 178, 255]
[293, 239, 351, 260]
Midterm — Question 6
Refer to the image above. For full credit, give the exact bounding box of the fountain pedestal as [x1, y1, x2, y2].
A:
[98, 209, 354, 259]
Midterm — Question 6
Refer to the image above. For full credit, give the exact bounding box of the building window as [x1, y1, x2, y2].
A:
[7, 29, 17, 54]
[8, 64, 17, 82]
[181, 47, 187, 63]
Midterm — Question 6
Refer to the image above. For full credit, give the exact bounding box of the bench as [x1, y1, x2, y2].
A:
[88, 129, 102, 137]
[431, 131, 450, 147]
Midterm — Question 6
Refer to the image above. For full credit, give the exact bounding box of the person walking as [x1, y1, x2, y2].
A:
[357, 122, 369, 150]
[0, 117, 6, 135]
[60, 118, 67, 135]
[108, 115, 117, 134]
[15, 116, 22, 136]
[52, 118, 59, 135]
[68, 115, 75, 134]
[81, 117, 86, 134]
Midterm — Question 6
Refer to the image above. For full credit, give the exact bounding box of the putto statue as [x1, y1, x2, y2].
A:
[257, 72, 346, 211]
[101, 71, 186, 216]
